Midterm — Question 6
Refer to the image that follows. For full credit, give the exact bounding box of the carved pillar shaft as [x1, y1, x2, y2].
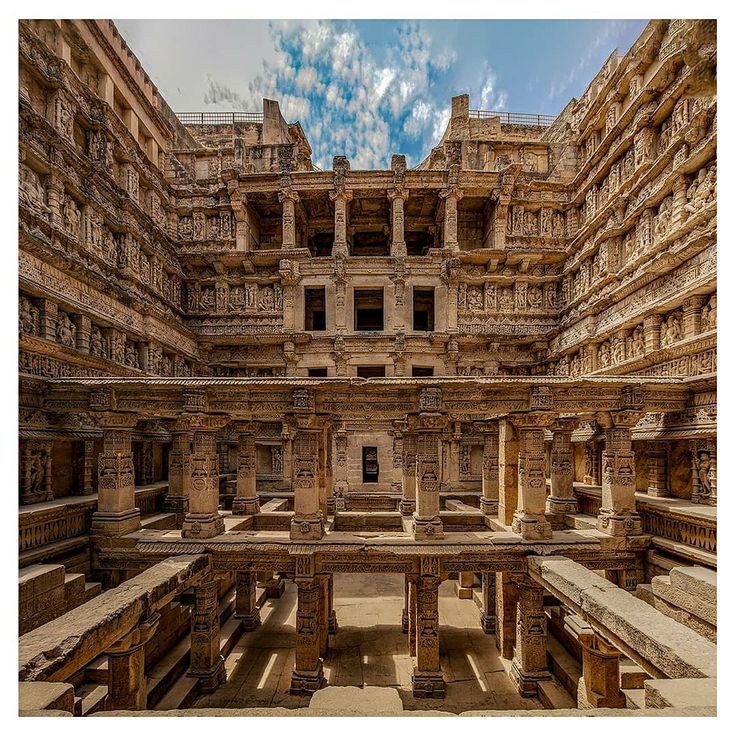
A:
[411, 575, 444, 698]
[497, 419, 519, 525]
[512, 419, 553, 540]
[80, 439, 95, 495]
[547, 422, 578, 515]
[72, 313, 91, 353]
[233, 429, 259, 515]
[495, 572, 520, 659]
[407, 574, 418, 656]
[235, 571, 261, 631]
[188, 577, 225, 692]
[182, 429, 224, 539]
[441, 191, 462, 251]
[290, 577, 325, 694]
[290, 428, 324, 540]
[511, 578, 550, 697]
[412, 432, 444, 539]
[480, 425, 499, 515]
[643, 314, 662, 353]
[165, 430, 191, 525]
[400, 433, 417, 515]
[480, 572, 496, 634]
[389, 190, 408, 257]
[280, 191, 298, 249]
[646, 442, 669, 497]
[330, 191, 352, 255]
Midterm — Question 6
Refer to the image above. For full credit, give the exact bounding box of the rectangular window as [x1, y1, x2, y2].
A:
[354, 288, 384, 331]
[412, 366, 434, 377]
[362, 446, 379, 483]
[304, 286, 326, 331]
[356, 365, 386, 378]
[308, 367, 328, 377]
[413, 287, 435, 331]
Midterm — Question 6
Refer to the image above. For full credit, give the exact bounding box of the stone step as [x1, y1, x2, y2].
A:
[546, 633, 582, 700]
[650, 536, 716, 570]
[619, 658, 648, 690]
[19, 563, 68, 634]
[651, 575, 716, 625]
[83, 581, 103, 602]
[74, 684, 107, 716]
[636, 583, 716, 642]
[19, 535, 89, 569]
[140, 512, 178, 530]
[565, 513, 597, 530]
[64, 573, 87, 604]
[669, 565, 716, 603]
[146, 634, 191, 707]
[622, 688, 645, 710]
[538, 676, 577, 710]
[19, 564, 65, 598]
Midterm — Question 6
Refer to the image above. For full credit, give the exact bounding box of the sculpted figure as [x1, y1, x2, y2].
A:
[125, 342, 139, 368]
[702, 295, 716, 330]
[630, 326, 645, 356]
[654, 196, 672, 238]
[259, 286, 275, 311]
[696, 452, 711, 496]
[29, 449, 46, 494]
[19, 164, 47, 212]
[89, 326, 105, 358]
[598, 342, 611, 368]
[19, 296, 38, 336]
[56, 312, 76, 348]
[685, 167, 715, 214]
[63, 196, 81, 238]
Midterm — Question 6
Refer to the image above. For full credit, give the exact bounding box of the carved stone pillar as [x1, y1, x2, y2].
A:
[597, 411, 642, 536]
[281, 424, 293, 490]
[92, 414, 141, 537]
[643, 314, 662, 353]
[235, 571, 261, 632]
[326, 572, 337, 634]
[390, 422, 405, 499]
[38, 298, 58, 340]
[20, 439, 53, 504]
[317, 426, 328, 521]
[279, 188, 299, 249]
[290, 569, 325, 694]
[402, 573, 411, 634]
[682, 295, 707, 338]
[165, 427, 191, 525]
[497, 418, 519, 525]
[188, 576, 225, 692]
[79, 439, 95, 495]
[691, 438, 716, 505]
[333, 427, 348, 506]
[72, 313, 91, 354]
[105, 613, 159, 711]
[290, 424, 324, 540]
[412, 432, 444, 540]
[646, 442, 670, 497]
[480, 422, 499, 515]
[329, 190, 353, 256]
[325, 429, 335, 515]
[182, 423, 225, 539]
[388, 187, 409, 257]
[546, 418, 578, 515]
[400, 432, 417, 515]
[440, 186, 463, 251]
[511, 414, 554, 540]
[407, 573, 419, 656]
[511, 578, 551, 697]
[233, 423, 260, 515]
[495, 572, 520, 659]
[566, 616, 625, 709]
[46, 174, 64, 229]
[479, 572, 496, 634]
[412, 568, 444, 698]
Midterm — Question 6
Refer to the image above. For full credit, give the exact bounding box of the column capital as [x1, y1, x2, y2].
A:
[328, 188, 353, 203]
[232, 419, 258, 435]
[550, 416, 579, 433]
[508, 411, 556, 429]
[106, 612, 160, 655]
[388, 186, 410, 202]
[439, 186, 464, 201]
[278, 187, 300, 204]
[93, 411, 140, 430]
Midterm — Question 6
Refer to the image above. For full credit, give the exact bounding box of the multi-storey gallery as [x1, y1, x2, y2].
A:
[18, 19, 717, 716]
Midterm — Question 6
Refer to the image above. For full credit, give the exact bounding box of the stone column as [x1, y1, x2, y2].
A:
[511, 578, 550, 697]
[333, 427, 348, 506]
[235, 571, 261, 632]
[72, 314, 91, 354]
[325, 429, 335, 515]
[326, 573, 338, 634]
[479, 572, 496, 634]
[456, 571, 474, 599]
[402, 574, 411, 634]
[318, 427, 328, 521]
[400, 432, 417, 515]
[182, 423, 225, 539]
[232, 423, 260, 515]
[440, 186, 463, 251]
[646, 442, 670, 497]
[480, 422, 499, 515]
[407, 573, 419, 657]
[495, 572, 520, 659]
[92, 414, 141, 537]
[511, 414, 554, 540]
[412, 432, 444, 540]
[165, 427, 191, 525]
[390, 422, 405, 500]
[38, 298, 58, 341]
[329, 190, 353, 256]
[497, 418, 519, 525]
[105, 613, 159, 711]
[290, 425, 324, 540]
[188, 576, 225, 692]
[388, 187, 408, 257]
[281, 424, 294, 490]
[80, 439, 95, 495]
[643, 314, 662, 354]
[565, 615, 625, 709]
[682, 295, 707, 338]
[597, 411, 642, 536]
[412, 567, 444, 698]
[546, 418, 579, 515]
[290, 570, 325, 694]
[279, 188, 299, 249]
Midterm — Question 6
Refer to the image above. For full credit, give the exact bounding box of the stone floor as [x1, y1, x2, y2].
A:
[194, 573, 541, 713]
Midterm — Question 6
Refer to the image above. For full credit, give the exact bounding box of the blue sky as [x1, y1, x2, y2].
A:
[116, 19, 648, 170]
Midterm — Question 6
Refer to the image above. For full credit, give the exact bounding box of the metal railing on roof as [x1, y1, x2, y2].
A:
[469, 110, 556, 127]
[176, 111, 264, 125]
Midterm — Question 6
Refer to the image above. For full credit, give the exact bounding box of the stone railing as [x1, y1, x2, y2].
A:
[177, 111, 264, 125]
[469, 109, 556, 127]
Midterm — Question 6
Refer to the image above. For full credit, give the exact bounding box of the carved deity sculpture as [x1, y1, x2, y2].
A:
[56, 311, 76, 348]
[124, 342, 139, 369]
[685, 166, 716, 215]
[702, 295, 717, 331]
[19, 296, 38, 336]
[89, 326, 105, 358]
[598, 342, 611, 368]
[696, 452, 712, 496]
[654, 195, 672, 238]
[661, 314, 682, 347]
[19, 164, 47, 213]
[63, 196, 81, 238]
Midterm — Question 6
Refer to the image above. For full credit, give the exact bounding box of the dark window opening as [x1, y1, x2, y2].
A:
[362, 446, 379, 483]
[354, 288, 384, 331]
[412, 366, 434, 377]
[308, 367, 329, 377]
[352, 231, 389, 257]
[308, 232, 334, 257]
[356, 365, 386, 378]
[406, 231, 433, 256]
[413, 287, 435, 331]
[304, 286, 326, 331]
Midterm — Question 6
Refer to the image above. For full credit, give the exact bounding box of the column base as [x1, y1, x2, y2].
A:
[91, 509, 141, 537]
[289, 663, 325, 695]
[646, 489, 670, 498]
[479, 610, 496, 634]
[399, 499, 416, 516]
[290, 515, 324, 540]
[596, 510, 642, 536]
[545, 497, 578, 515]
[232, 497, 260, 516]
[235, 610, 261, 632]
[181, 512, 225, 539]
[328, 612, 338, 635]
[412, 514, 444, 540]
[511, 512, 553, 540]
[326, 497, 336, 514]
[510, 660, 550, 698]
[189, 655, 226, 694]
[480, 497, 499, 515]
[411, 668, 445, 698]
[163, 496, 188, 526]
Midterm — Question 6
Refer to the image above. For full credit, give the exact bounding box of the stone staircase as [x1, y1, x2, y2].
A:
[19, 563, 101, 635]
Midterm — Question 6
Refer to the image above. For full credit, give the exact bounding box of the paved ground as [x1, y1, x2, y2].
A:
[194, 573, 541, 713]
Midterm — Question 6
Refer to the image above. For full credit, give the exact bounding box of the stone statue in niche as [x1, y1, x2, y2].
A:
[598, 342, 611, 368]
[19, 164, 47, 213]
[229, 286, 245, 312]
[272, 447, 283, 475]
[56, 311, 76, 348]
[701, 295, 716, 331]
[661, 314, 682, 347]
[467, 286, 483, 311]
[685, 166, 715, 215]
[89, 326, 105, 358]
[629, 326, 645, 357]
[459, 446, 471, 476]
[178, 216, 193, 241]
[259, 286, 275, 312]
[125, 342, 139, 368]
[19, 297, 38, 336]
[29, 448, 47, 495]
[654, 195, 672, 238]
[695, 451, 711, 496]
[63, 196, 81, 238]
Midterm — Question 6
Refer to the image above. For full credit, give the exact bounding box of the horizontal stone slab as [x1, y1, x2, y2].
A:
[669, 565, 716, 604]
[644, 678, 717, 710]
[19, 554, 209, 683]
[636, 584, 716, 643]
[651, 576, 716, 626]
